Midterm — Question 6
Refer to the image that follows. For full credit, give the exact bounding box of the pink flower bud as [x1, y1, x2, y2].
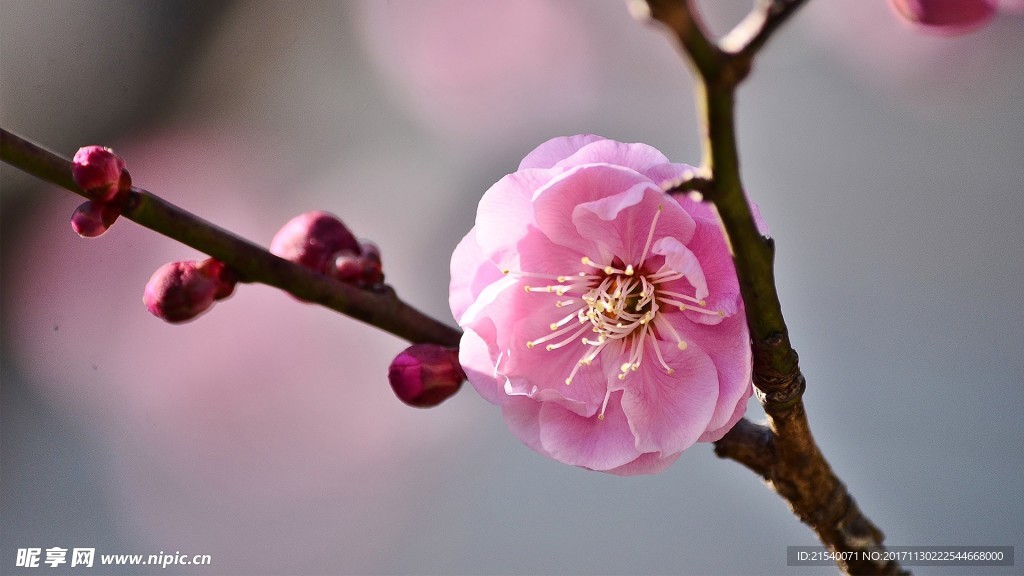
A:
[70, 200, 120, 238]
[357, 240, 384, 286]
[269, 211, 359, 273]
[143, 261, 218, 323]
[888, 0, 997, 35]
[330, 243, 385, 289]
[359, 240, 381, 265]
[72, 146, 127, 202]
[197, 258, 239, 300]
[388, 344, 465, 408]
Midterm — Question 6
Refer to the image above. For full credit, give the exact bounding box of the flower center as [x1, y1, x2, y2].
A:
[506, 205, 723, 418]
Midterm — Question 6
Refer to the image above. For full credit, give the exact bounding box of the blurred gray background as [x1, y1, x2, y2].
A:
[2, 1, 1021, 574]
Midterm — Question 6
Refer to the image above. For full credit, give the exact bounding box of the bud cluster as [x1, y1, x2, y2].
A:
[270, 211, 385, 290]
[143, 258, 238, 323]
[70, 146, 131, 237]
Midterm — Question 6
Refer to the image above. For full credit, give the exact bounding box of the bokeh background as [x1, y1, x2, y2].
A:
[2, 1, 1022, 574]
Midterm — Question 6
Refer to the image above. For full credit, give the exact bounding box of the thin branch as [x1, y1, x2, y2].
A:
[664, 172, 714, 197]
[712, 417, 773, 477]
[1, 128, 462, 348]
[722, 0, 811, 58]
[643, 2, 907, 574]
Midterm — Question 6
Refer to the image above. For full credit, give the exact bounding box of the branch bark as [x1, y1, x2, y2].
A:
[641, 2, 907, 574]
[1, 128, 462, 348]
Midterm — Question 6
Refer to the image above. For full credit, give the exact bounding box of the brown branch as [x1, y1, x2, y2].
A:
[722, 0, 811, 58]
[1, 127, 462, 348]
[711, 417, 772, 477]
[640, 2, 906, 574]
[664, 172, 714, 197]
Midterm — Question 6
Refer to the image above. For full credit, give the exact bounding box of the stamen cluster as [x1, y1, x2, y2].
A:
[511, 206, 723, 419]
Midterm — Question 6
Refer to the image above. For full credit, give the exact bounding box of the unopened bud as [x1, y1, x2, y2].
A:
[143, 261, 218, 323]
[70, 200, 120, 238]
[330, 244, 384, 288]
[388, 344, 465, 408]
[888, 0, 996, 35]
[270, 211, 359, 273]
[72, 146, 127, 202]
[357, 240, 384, 286]
[359, 240, 381, 265]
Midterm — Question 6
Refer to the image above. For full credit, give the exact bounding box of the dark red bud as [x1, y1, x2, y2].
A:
[388, 344, 465, 408]
[888, 0, 996, 35]
[72, 146, 126, 202]
[357, 240, 384, 286]
[359, 240, 381, 265]
[143, 261, 218, 323]
[269, 211, 359, 273]
[70, 200, 120, 238]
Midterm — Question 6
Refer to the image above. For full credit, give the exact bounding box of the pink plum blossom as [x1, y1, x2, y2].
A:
[450, 135, 754, 475]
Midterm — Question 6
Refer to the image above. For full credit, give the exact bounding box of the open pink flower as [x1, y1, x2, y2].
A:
[450, 135, 754, 475]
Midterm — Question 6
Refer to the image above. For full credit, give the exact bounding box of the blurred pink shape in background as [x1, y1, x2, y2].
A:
[358, 0, 597, 140]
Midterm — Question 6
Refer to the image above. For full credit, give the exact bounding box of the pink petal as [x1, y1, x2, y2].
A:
[749, 200, 770, 237]
[643, 162, 697, 191]
[501, 396, 545, 454]
[669, 194, 762, 324]
[537, 392, 641, 471]
[569, 183, 648, 260]
[458, 239, 610, 415]
[651, 236, 709, 302]
[532, 164, 659, 256]
[513, 225, 591, 278]
[679, 313, 753, 433]
[572, 185, 696, 265]
[618, 340, 719, 455]
[474, 168, 550, 268]
[500, 298, 615, 416]
[674, 193, 769, 237]
[459, 323, 507, 406]
[458, 273, 521, 333]
[553, 139, 671, 176]
[518, 134, 605, 170]
[672, 218, 739, 324]
[449, 227, 505, 323]
[698, 389, 751, 442]
[605, 451, 683, 476]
